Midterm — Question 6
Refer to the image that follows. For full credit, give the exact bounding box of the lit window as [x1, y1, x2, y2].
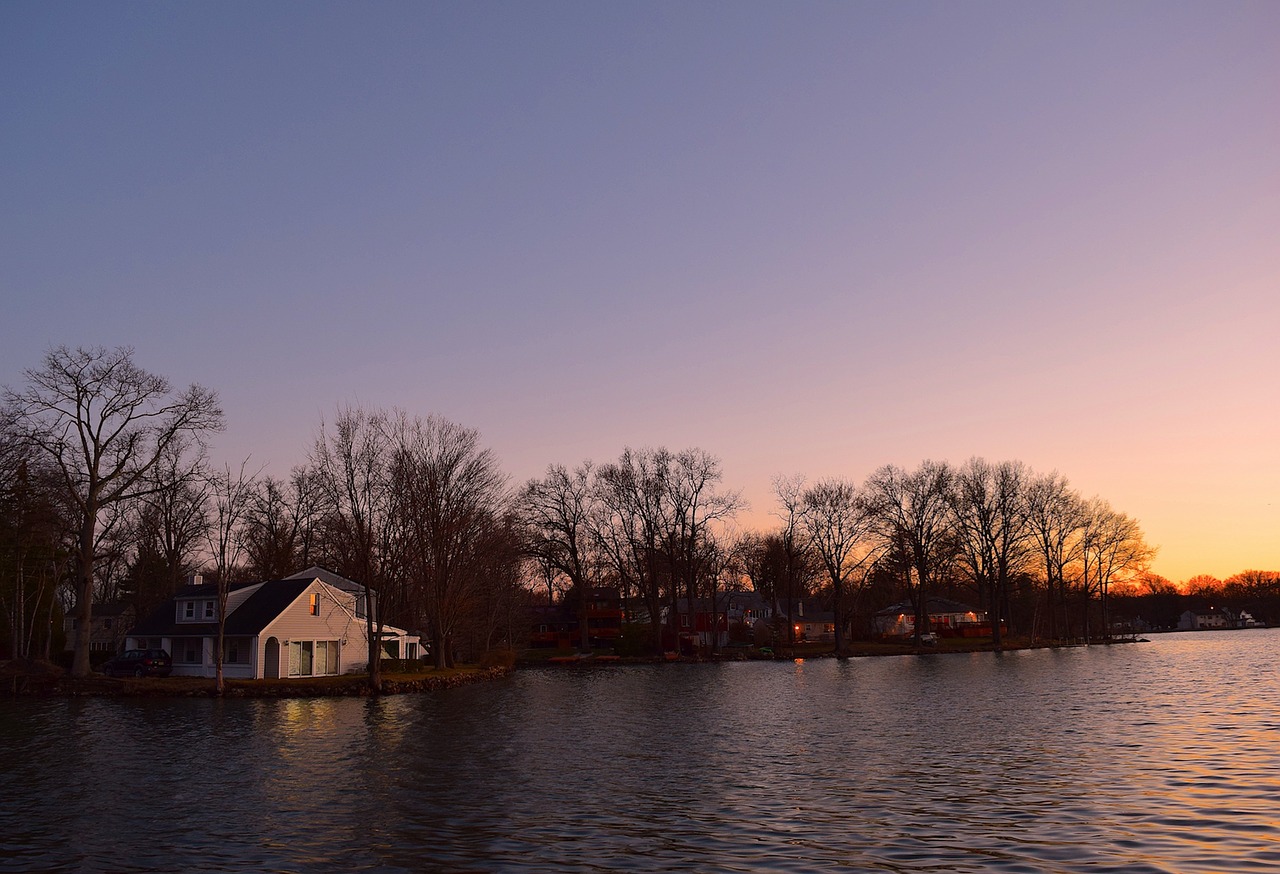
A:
[309, 593, 320, 616]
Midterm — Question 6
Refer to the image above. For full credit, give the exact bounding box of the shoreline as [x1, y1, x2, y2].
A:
[2, 663, 511, 699]
[6, 634, 1169, 697]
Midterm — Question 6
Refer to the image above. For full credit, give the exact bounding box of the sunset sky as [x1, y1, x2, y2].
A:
[2, 2, 1277, 584]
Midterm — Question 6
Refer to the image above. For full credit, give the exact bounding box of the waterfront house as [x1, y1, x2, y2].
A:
[874, 597, 994, 638]
[1177, 607, 1262, 630]
[528, 586, 625, 649]
[775, 598, 836, 643]
[125, 568, 420, 679]
[63, 601, 135, 656]
[1177, 608, 1229, 630]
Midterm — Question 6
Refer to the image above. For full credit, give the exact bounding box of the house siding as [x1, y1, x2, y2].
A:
[258, 581, 370, 677]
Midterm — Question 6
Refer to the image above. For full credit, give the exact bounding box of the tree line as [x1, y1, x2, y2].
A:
[1, 345, 1260, 681]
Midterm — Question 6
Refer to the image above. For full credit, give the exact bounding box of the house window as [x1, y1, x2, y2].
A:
[309, 593, 320, 616]
[316, 640, 339, 674]
[180, 641, 201, 664]
[355, 594, 367, 619]
[289, 641, 313, 676]
[223, 637, 250, 665]
[204, 601, 215, 619]
[184, 601, 195, 619]
[287, 640, 338, 676]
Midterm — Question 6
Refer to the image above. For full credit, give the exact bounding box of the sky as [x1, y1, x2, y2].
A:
[2, 1, 1277, 584]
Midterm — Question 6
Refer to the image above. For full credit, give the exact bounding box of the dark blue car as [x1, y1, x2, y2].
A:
[101, 649, 172, 678]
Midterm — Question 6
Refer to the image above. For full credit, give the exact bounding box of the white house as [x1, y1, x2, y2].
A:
[126, 568, 420, 679]
[874, 597, 991, 638]
[1178, 607, 1264, 630]
[1177, 608, 1229, 630]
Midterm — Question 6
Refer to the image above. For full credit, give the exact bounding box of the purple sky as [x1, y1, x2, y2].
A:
[3, 2, 1278, 583]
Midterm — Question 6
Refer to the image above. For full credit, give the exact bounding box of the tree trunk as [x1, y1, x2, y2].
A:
[71, 509, 98, 677]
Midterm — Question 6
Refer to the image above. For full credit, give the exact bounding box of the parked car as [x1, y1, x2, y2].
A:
[102, 649, 172, 678]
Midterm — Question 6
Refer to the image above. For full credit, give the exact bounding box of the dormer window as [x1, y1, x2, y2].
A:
[184, 601, 195, 619]
[204, 600, 215, 619]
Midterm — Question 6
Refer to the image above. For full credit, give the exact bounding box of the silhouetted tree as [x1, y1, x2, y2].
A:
[865, 461, 956, 647]
[952, 458, 1034, 649]
[520, 462, 597, 652]
[205, 460, 255, 694]
[310, 405, 397, 692]
[388, 412, 508, 669]
[4, 346, 223, 676]
[799, 477, 877, 655]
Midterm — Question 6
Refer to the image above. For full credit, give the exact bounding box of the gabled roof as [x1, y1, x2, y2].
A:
[225, 579, 312, 634]
[129, 578, 313, 637]
[171, 581, 257, 599]
[287, 566, 364, 593]
[875, 596, 981, 616]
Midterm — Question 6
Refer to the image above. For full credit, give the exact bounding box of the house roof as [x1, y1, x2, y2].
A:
[287, 566, 364, 593]
[875, 596, 981, 617]
[130, 578, 312, 637]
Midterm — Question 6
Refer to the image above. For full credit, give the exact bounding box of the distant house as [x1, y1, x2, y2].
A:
[776, 599, 836, 643]
[874, 597, 993, 638]
[1177, 608, 1229, 630]
[672, 597, 732, 651]
[1178, 607, 1263, 630]
[126, 568, 420, 679]
[64, 602, 135, 655]
[528, 587, 624, 649]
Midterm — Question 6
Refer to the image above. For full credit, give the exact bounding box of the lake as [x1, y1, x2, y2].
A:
[3, 629, 1278, 873]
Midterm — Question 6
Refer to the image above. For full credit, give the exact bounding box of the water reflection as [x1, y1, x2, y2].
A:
[4, 631, 1280, 872]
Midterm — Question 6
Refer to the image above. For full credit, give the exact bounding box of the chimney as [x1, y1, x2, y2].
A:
[188, 573, 204, 587]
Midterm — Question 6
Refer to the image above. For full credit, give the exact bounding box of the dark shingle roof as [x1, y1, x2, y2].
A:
[287, 567, 363, 593]
[225, 579, 310, 634]
[128, 579, 312, 637]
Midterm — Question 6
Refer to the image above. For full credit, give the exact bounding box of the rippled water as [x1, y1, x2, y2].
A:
[4, 630, 1279, 873]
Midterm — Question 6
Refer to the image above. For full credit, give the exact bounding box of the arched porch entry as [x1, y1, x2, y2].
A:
[265, 637, 281, 679]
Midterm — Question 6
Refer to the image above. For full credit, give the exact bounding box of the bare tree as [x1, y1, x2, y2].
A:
[865, 461, 956, 648]
[765, 475, 822, 646]
[310, 405, 396, 692]
[0, 417, 72, 661]
[519, 462, 597, 652]
[799, 478, 878, 655]
[388, 412, 508, 669]
[1078, 498, 1154, 642]
[952, 458, 1033, 649]
[204, 460, 255, 694]
[128, 438, 210, 616]
[4, 346, 223, 676]
[594, 448, 675, 656]
[241, 468, 319, 580]
[1024, 472, 1086, 642]
[665, 449, 742, 655]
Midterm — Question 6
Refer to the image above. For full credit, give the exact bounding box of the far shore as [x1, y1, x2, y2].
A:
[5, 635, 1161, 697]
[518, 633, 1148, 667]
